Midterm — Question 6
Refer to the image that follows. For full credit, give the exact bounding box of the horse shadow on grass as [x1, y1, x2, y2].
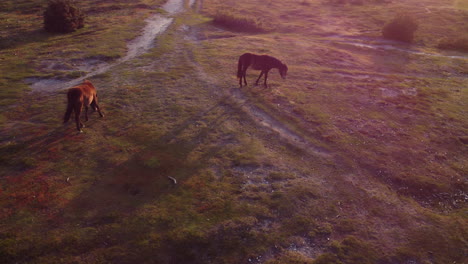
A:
[2, 92, 232, 229]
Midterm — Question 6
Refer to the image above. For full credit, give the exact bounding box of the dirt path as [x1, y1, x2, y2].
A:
[29, 0, 193, 92]
[326, 36, 468, 60]
[182, 41, 333, 163]
[179, 10, 466, 167]
[228, 88, 331, 158]
[177, 19, 440, 261]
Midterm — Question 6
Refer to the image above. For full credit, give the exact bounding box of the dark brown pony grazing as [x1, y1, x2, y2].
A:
[63, 80, 104, 132]
[237, 52, 288, 87]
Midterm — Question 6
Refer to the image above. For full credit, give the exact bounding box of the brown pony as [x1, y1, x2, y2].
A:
[237, 52, 288, 87]
[63, 80, 104, 132]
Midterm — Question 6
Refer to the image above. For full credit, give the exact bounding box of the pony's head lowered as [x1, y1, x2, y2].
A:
[83, 79, 95, 87]
[279, 63, 288, 79]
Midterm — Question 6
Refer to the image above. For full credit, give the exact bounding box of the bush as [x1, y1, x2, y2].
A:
[382, 14, 418, 43]
[212, 11, 269, 33]
[44, 0, 85, 33]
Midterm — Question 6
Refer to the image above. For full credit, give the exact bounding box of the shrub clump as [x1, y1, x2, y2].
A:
[212, 11, 269, 33]
[437, 37, 468, 52]
[43, 0, 85, 33]
[382, 14, 418, 43]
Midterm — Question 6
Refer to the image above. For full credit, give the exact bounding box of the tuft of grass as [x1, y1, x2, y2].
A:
[267, 171, 294, 181]
[404, 221, 467, 263]
[455, 0, 468, 10]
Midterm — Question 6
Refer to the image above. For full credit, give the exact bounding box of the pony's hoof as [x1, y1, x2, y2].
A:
[79, 130, 84, 133]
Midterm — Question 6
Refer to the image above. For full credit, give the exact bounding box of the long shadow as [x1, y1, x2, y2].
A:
[63, 97, 232, 225]
[0, 84, 111, 186]
[0, 29, 49, 50]
[158, 95, 231, 143]
[0, 94, 230, 225]
[0, 27, 102, 50]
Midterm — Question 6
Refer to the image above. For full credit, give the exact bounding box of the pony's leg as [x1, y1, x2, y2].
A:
[74, 104, 83, 132]
[92, 97, 104, 117]
[84, 105, 89, 122]
[255, 71, 264, 85]
[239, 69, 247, 87]
[243, 69, 248, 86]
[92, 103, 104, 117]
[264, 70, 269, 87]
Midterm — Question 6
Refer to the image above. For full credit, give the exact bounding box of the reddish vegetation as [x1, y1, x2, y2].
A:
[0, 170, 66, 219]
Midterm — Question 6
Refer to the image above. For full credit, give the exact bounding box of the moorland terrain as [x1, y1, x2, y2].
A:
[0, 0, 467, 263]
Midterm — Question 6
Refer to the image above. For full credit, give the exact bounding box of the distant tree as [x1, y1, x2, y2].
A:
[44, 0, 85, 33]
[382, 14, 418, 43]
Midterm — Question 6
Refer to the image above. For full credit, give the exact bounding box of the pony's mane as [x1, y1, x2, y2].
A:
[267, 55, 283, 65]
[271, 56, 287, 71]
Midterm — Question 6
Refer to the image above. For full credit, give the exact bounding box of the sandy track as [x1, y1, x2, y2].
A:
[29, 0, 192, 92]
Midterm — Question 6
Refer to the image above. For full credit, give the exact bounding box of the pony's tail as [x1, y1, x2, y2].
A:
[63, 94, 73, 123]
[237, 56, 243, 79]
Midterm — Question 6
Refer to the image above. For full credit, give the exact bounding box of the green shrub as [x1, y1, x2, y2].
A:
[212, 11, 269, 33]
[437, 37, 468, 52]
[382, 14, 418, 43]
[43, 0, 85, 33]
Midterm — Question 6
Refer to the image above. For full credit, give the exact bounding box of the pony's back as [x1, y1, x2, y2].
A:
[63, 80, 95, 123]
[83, 80, 95, 89]
[63, 80, 104, 132]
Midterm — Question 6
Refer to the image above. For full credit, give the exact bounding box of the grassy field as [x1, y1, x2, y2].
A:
[0, 0, 467, 263]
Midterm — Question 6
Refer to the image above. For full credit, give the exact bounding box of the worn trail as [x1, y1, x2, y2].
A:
[30, 0, 193, 92]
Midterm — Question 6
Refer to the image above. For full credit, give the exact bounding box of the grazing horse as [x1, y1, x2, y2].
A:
[63, 80, 104, 132]
[237, 52, 288, 87]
